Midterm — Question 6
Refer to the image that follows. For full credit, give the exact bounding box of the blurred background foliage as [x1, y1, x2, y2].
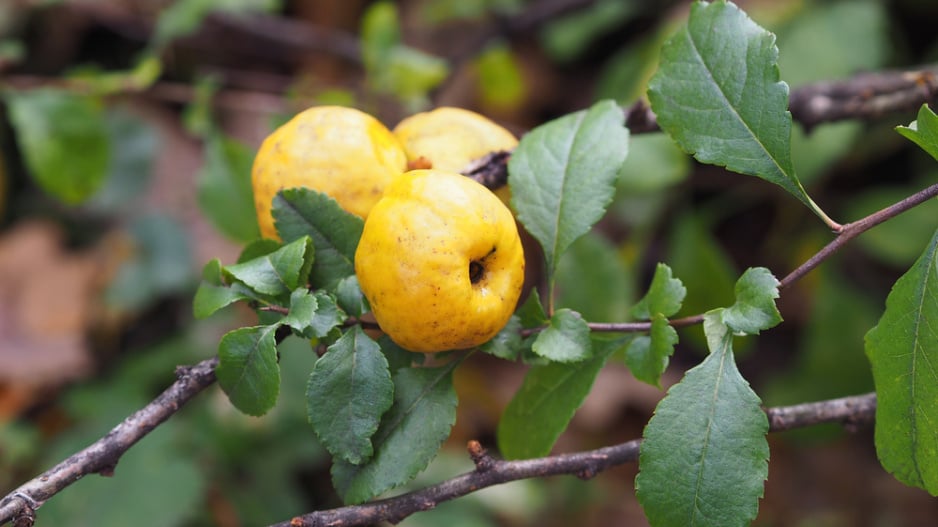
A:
[0, 0, 937, 525]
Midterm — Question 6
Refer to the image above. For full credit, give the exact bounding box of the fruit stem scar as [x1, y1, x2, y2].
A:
[469, 247, 497, 284]
[469, 261, 485, 284]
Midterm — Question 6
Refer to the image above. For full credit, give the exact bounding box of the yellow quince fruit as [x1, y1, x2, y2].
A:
[252, 105, 408, 239]
[393, 107, 517, 201]
[355, 169, 525, 353]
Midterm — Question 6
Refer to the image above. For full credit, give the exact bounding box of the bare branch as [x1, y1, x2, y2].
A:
[0, 358, 219, 526]
[276, 393, 877, 527]
[789, 67, 938, 132]
[778, 181, 938, 288]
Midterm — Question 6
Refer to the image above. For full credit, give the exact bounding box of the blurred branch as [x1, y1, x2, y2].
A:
[789, 66, 938, 132]
[0, 357, 219, 527]
[467, 64, 938, 188]
[276, 393, 877, 527]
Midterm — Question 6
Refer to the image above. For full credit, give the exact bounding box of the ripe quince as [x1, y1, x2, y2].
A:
[252, 105, 407, 239]
[355, 169, 525, 353]
[393, 107, 517, 190]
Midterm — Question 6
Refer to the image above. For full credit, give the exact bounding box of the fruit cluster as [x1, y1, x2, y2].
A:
[251, 106, 525, 353]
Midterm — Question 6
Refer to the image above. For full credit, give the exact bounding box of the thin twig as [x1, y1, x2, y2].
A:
[275, 393, 877, 527]
[0, 358, 219, 526]
[533, 182, 938, 335]
[779, 181, 938, 288]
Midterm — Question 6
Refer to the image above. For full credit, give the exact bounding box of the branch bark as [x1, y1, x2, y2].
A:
[466, 64, 938, 189]
[276, 393, 877, 527]
[0, 358, 219, 526]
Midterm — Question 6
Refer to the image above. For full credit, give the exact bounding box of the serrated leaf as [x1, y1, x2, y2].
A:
[532, 308, 592, 362]
[378, 335, 418, 372]
[721, 267, 782, 335]
[335, 275, 368, 317]
[332, 363, 458, 504]
[632, 263, 685, 319]
[897, 104, 938, 162]
[865, 228, 938, 495]
[309, 292, 347, 338]
[636, 312, 769, 527]
[648, 1, 830, 224]
[6, 89, 110, 205]
[192, 282, 250, 319]
[238, 240, 281, 265]
[224, 236, 313, 296]
[283, 288, 318, 335]
[216, 325, 281, 416]
[272, 188, 364, 288]
[197, 133, 260, 242]
[307, 327, 393, 465]
[498, 337, 625, 459]
[480, 316, 523, 360]
[509, 99, 629, 276]
[517, 289, 548, 328]
[625, 314, 678, 387]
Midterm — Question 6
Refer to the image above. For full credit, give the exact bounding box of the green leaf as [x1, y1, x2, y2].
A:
[309, 292, 347, 338]
[382, 47, 448, 108]
[721, 267, 782, 335]
[225, 236, 314, 297]
[87, 109, 157, 213]
[216, 325, 281, 416]
[632, 263, 686, 319]
[517, 289, 549, 328]
[498, 337, 625, 459]
[6, 89, 109, 205]
[360, 1, 446, 109]
[153, 0, 280, 49]
[865, 228, 938, 495]
[540, 0, 638, 63]
[625, 314, 678, 387]
[335, 275, 368, 318]
[636, 312, 769, 527]
[283, 289, 318, 335]
[193, 282, 250, 319]
[555, 231, 634, 322]
[332, 364, 459, 504]
[648, 1, 830, 224]
[361, 1, 401, 74]
[238, 238, 283, 263]
[272, 188, 363, 288]
[378, 335, 418, 372]
[509, 99, 630, 276]
[897, 104, 938, 162]
[474, 44, 525, 110]
[197, 133, 261, 242]
[480, 316, 523, 360]
[307, 327, 393, 465]
[532, 309, 592, 362]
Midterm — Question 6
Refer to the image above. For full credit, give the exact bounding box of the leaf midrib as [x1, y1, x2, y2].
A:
[689, 334, 732, 526]
[684, 17, 790, 186]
